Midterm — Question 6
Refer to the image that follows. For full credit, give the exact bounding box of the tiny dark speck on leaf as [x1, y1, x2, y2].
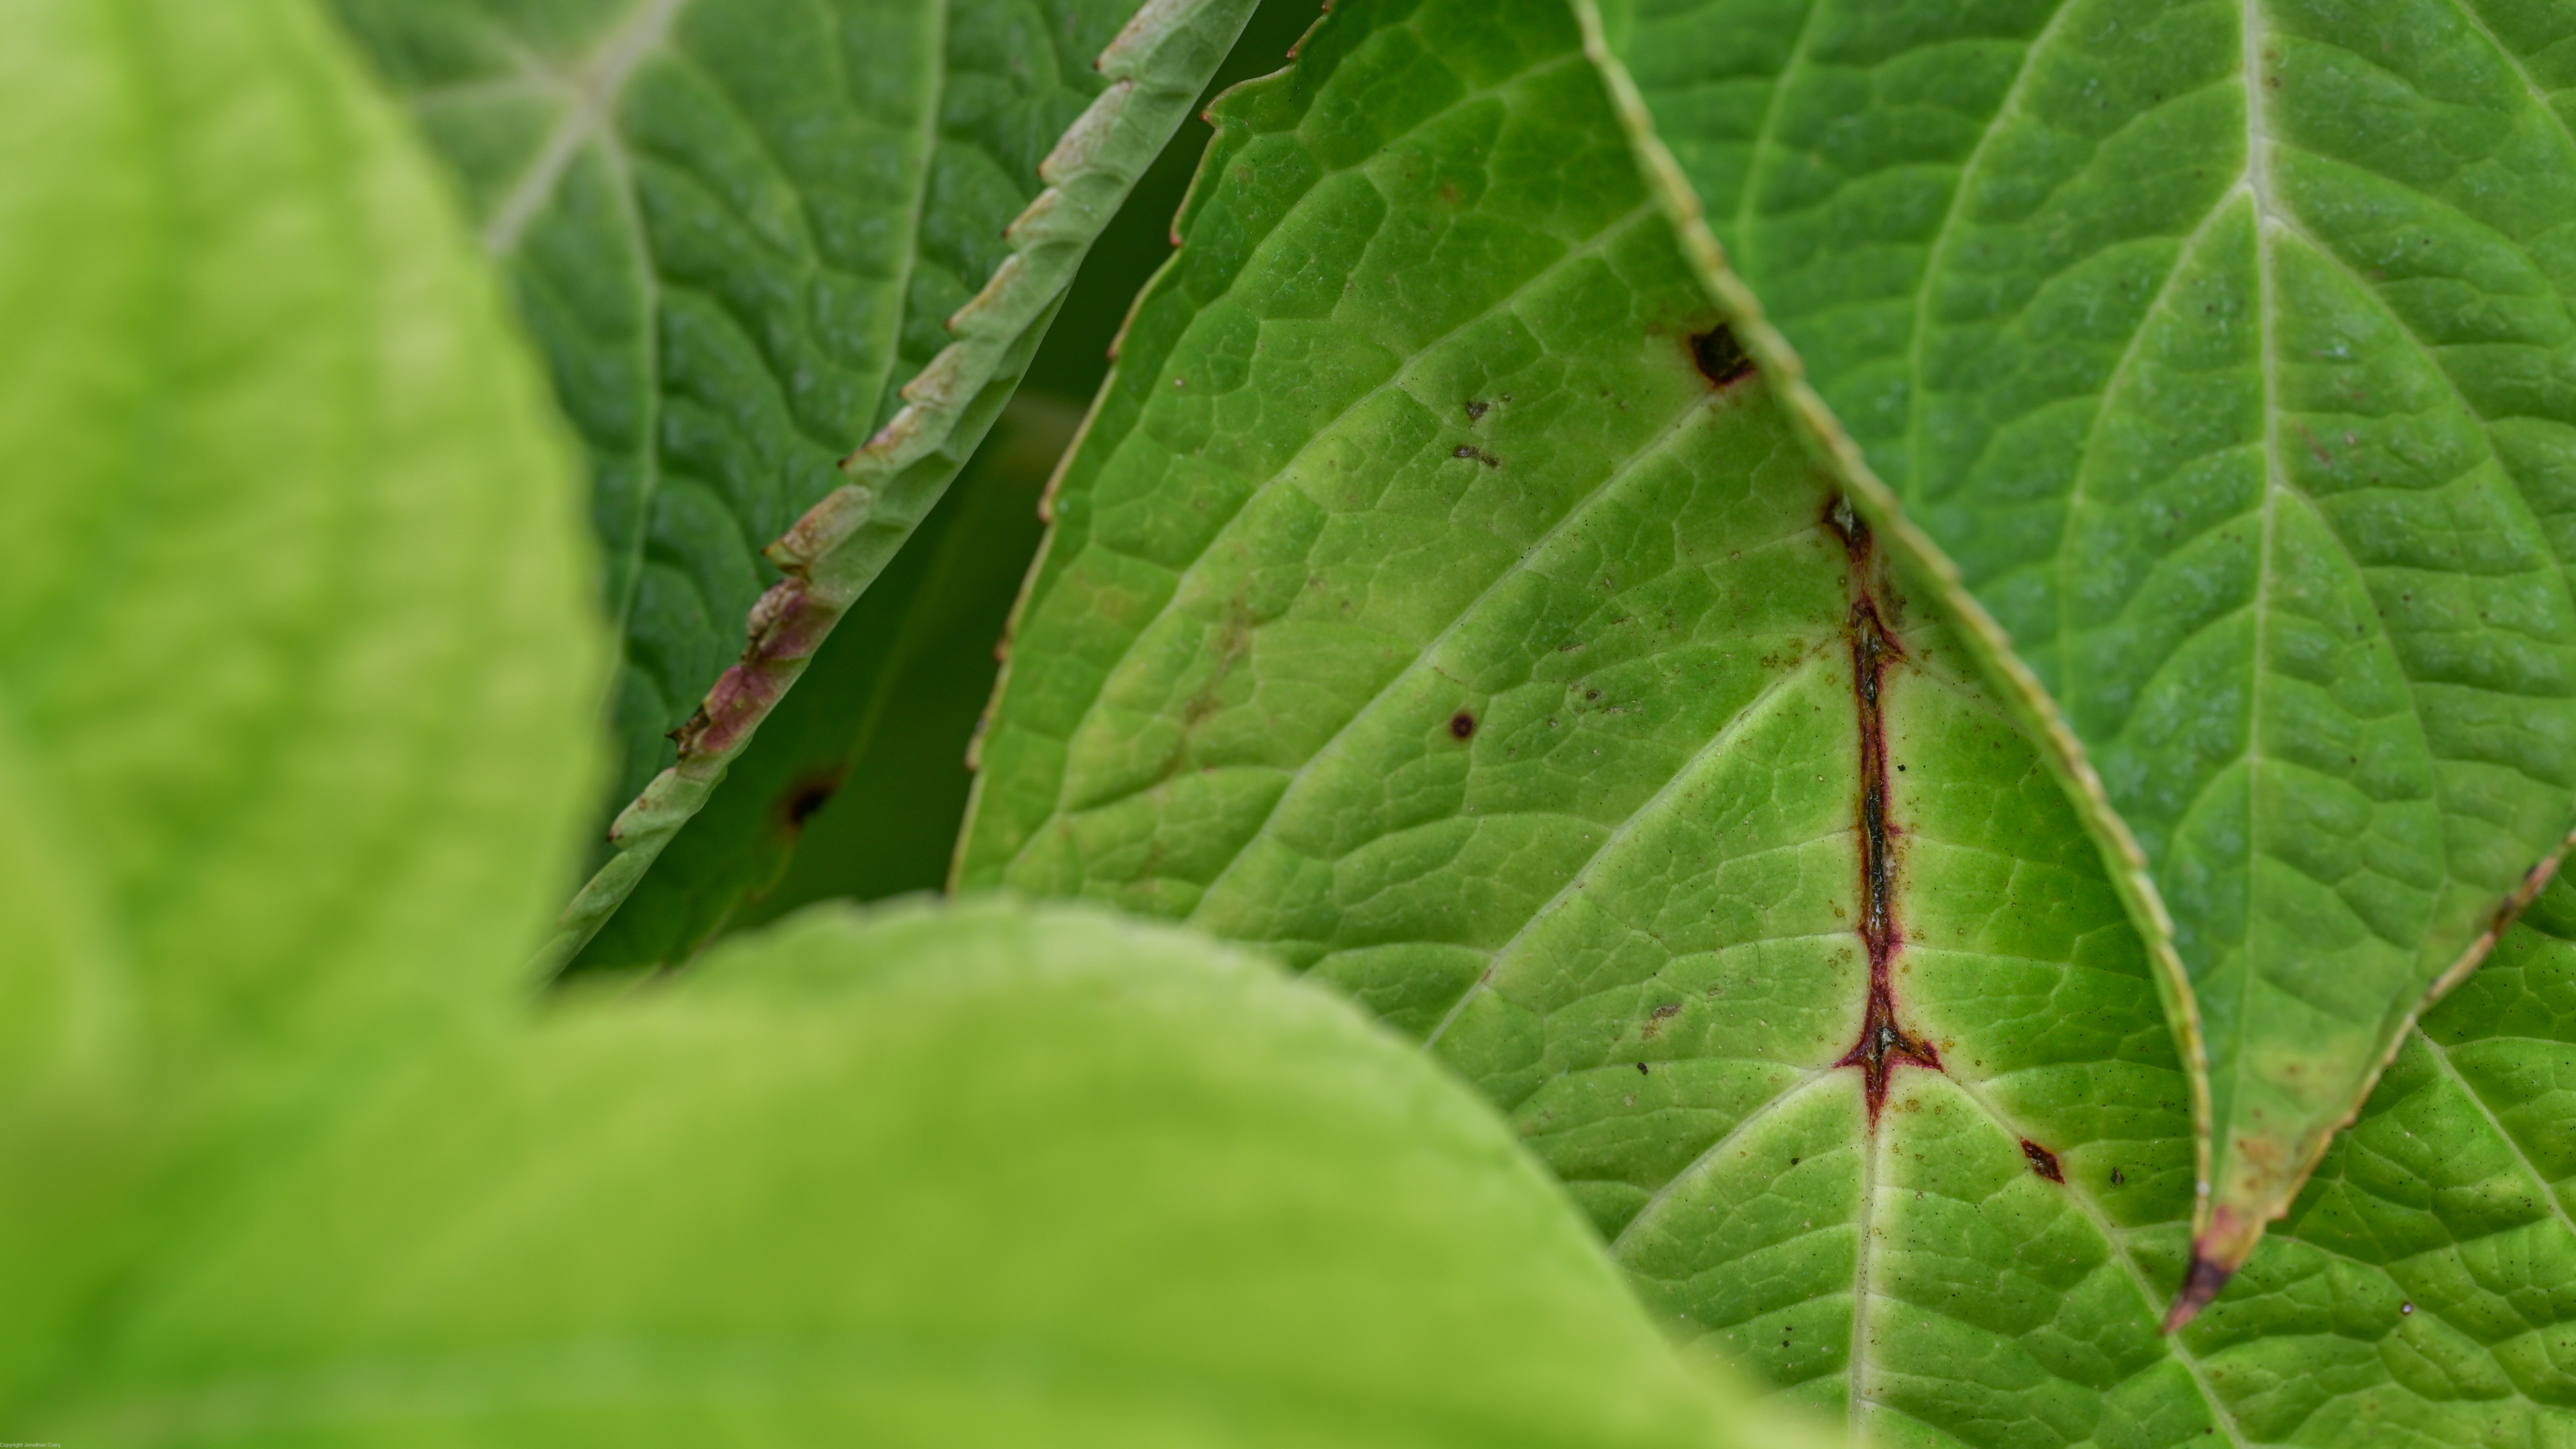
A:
[1690, 325, 1758, 387]
[1635, 1061, 1649, 1075]
[2110, 1167, 2125, 1185]
[1449, 710, 1475, 739]
[1464, 399, 1491, 421]
[1453, 444, 1500, 467]
[778, 771, 840, 830]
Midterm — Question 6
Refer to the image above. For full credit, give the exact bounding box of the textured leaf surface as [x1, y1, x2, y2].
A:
[330, 0, 1126, 811]
[36, 899, 1791, 1449]
[570, 394, 1069, 970]
[0, 0, 602, 1400]
[568, 0, 1322, 970]
[331, 0, 1261, 967]
[1577, 0, 2576, 1274]
[954, 0, 2576, 1440]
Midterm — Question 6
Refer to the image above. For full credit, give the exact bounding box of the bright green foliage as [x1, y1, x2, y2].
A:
[0, 11, 1794, 1442]
[0, 0, 604, 1405]
[0, 0, 605, 1089]
[329, 0, 1138, 813]
[955, 0, 2576, 1439]
[1578, 0, 2576, 1265]
[572, 394, 1069, 970]
[36, 899, 1794, 1448]
[2184, 876, 2576, 1446]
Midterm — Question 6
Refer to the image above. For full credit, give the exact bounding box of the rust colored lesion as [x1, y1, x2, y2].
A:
[1824, 498, 1943, 1126]
[2021, 1138, 2066, 1183]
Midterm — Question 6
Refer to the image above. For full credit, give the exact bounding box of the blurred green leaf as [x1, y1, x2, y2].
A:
[0, 0, 603, 1401]
[37, 899, 1805, 1449]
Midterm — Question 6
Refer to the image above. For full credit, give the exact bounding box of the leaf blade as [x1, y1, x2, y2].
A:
[0, 0, 604, 1398]
[38, 899, 1799, 1448]
[953, 0, 2576, 1437]
[1575, 0, 2576, 1286]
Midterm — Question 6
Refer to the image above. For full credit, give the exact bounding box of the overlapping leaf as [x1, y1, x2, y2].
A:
[34, 899, 1799, 1448]
[572, 394, 1069, 969]
[955, 0, 2576, 1438]
[330, 0, 1260, 961]
[0, 0, 604, 1401]
[1574, 0, 2576, 1284]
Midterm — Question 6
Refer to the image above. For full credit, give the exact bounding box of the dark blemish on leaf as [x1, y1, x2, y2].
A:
[1465, 399, 1490, 422]
[1453, 444, 1500, 467]
[777, 769, 843, 833]
[2021, 1139, 2065, 1183]
[2401, 1301, 2414, 1315]
[1690, 325, 1758, 387]
[1635, 1061, 1649, 1075]
[1449, 710, 1475, 740]
[1650, 1002, 1680, 1020]
[1585, 690, 1600, 701]
[2165, 1254, 2235, 1332]
[1829, 494, 1940, 1128]
[2112, 1167, 2125, 1185]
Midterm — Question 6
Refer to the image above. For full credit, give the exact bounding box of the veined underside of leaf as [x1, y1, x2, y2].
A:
[1572, 0, 2576, 1299]
[329, 0, 1260, 965]
[953, 0, 2576, 1439]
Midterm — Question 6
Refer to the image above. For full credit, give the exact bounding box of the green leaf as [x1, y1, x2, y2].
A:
[0, 0, 603, 1078]
[568, 393, 1071, 970]
[0, 0, 602, 1400]
[328, 0, 1265, 965]
[33, 898, 1801, 1448]
[1572, 0, 2576, 1283]
[951, 0, 2576, 1438]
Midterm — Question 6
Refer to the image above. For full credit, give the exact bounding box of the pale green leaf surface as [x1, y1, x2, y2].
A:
[1578, 0, 2576, 1267]
[35, 898, 1794, 1449]
[952, 0, 2576, 1440]
[0, 0, 602, 1404]
[0, 0, 603, 1078]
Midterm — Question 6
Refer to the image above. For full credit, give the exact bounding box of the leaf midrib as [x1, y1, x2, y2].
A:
[479, 0, 689, 258]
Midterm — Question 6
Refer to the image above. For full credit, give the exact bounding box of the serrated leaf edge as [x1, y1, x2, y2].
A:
[537, 0, 1262, 972]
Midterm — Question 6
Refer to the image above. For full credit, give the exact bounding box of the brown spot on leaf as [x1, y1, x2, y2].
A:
[1691, 325, 1758, 388]
[777, 769, 842, 833]
[1453, 444, 1500, 467]
[2021, 1138, 2065, 1183]
[1449, 710, 1476, 740]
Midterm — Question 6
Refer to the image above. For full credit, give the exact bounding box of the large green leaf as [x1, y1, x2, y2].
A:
[32, 898, 1803, 1448]
[952, 0, 2576, 1438]
[1572, 0, 2576, 1289]
[329, 0, 1263, 964]
[0, 0, 602, 1401]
